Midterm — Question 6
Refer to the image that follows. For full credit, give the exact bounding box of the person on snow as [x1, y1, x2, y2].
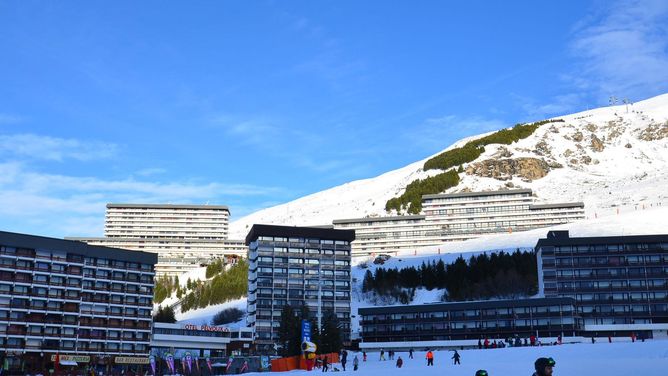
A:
[363, 352, 367, 362]
[395, 357, 403, 368]
[532, 357, 555, 376]
[478, 339, 482, 349]
[452, 350, 461, 365]
[475, 370, 488, 376]
[353, 356, 359, 371]
[240, 361, 248, 374]
[322, 356, 329, 373]
[483, 338, 490, 349]
[380, 349, 386, 361]
[425, 350, 434, 366]
[341, 350, 348, 371]
[409, 348, 414, 359]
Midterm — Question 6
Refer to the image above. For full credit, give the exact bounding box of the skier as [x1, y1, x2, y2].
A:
[341, 350, 348, 371]
[409, 348, 414, 359]
[363, 352, 367, 362]
[396, 357, 403, 369]
[380, 349, 385, 361]
[532, 357, 555, 376]
[483, 338, 489, 349]
[591, 337, 595, 344]
[475, 370, 489, 376]
[353, 356, 359, 371]
[452, 350, 461, 365]
[240, 361, 248, 374]
[322, 356, 329, 373]
[425, 350, 434, 366]
[389, 350, 394, 360]
[478, 339, 482, 349]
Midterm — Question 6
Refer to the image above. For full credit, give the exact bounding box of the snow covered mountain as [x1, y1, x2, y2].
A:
[230, 93, 668, 238]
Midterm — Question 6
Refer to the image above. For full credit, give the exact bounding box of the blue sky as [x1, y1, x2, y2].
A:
[1, 0, 667, 237]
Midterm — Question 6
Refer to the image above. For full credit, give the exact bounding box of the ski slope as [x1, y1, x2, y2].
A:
[290, 342, 668, 376]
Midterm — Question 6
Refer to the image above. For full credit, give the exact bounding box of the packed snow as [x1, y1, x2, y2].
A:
[282, 341, 668, 376]
[230, 93, 668, 238]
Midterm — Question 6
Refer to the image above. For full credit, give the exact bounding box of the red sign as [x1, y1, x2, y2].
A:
[183, 324, 230, 332]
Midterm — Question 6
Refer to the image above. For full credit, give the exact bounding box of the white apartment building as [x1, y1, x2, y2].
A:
[69, 204, 247, 276]
[333, 189, 585, 257]
[104, 203, 230, 239]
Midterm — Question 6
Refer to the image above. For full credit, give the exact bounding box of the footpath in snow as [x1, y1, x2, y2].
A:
[271, 341, 668, 376]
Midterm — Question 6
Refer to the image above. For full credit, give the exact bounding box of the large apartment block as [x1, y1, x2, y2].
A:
[104, 203, 230, 239]
[245, 225, 355, 352]
[0, 231, 157, 373]
[70, 204, 247, 275]
[334, 189, 585, 256]
[359, 297, 578, 347]
[536, 231, 668, 337]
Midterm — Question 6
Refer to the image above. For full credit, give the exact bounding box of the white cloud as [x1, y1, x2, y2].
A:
[0, 161, 283, 237]
[569, 0, 668, 99]
[0, 133, 119, 161]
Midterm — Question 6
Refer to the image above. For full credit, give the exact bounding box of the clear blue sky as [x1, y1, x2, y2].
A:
[1, 0, 667, 237]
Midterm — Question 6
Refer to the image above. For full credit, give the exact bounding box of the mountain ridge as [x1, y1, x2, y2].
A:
[230, 93, 668, 238]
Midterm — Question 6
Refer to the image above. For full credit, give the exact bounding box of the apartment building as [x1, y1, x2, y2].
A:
[0, 230, 157, 373]
[70, 204, 247, 275]
[358, 297, 579, 348]
[245, 225, 355, 353]
[334, 189, 585, 256]
[536, 230, 668, 338]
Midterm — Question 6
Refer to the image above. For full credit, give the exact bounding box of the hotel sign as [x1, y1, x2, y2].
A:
[115, 357, 150, 364]
[50, 355, 91, 363]
[183, 324, 230, 332]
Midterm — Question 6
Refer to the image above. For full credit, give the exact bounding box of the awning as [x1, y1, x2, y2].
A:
[60, 360, 78, 366]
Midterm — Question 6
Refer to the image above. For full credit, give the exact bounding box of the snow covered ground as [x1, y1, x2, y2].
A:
[268, 341, 668, 376]
[175, 297, 247, 327]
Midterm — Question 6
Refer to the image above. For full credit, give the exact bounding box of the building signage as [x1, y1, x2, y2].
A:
[115, 357, 150, 364]
[301, 320, 311, 342]
[50, 355, 91, 363]
[183, 324, 230, 332]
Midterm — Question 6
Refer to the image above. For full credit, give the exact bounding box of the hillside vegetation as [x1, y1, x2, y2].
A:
[424, 119, 563, 171]
[385, 169, 460, 213]
[384, 119, 563, 214]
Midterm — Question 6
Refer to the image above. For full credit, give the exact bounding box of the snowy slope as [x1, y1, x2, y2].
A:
[310, 342, 668, 376]
[230, 93, 668, 238]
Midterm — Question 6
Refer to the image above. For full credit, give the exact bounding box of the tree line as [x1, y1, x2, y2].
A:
[180, 259, 249, 312]
[362, 250, 538, 301]
[278, 305, 343, 357]
[385, 168, 460, 213]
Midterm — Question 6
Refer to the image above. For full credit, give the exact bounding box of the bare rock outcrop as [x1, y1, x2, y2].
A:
[638, 121, 668, 141]
[590, 134, 605, 152]
[465, 157, 550, 181]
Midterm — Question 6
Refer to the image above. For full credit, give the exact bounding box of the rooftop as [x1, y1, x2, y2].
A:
[107, 203, 230, 211]
[0, 230, 158, 264]
[422, 188, 533, 200]
[245, 224, 355, 245]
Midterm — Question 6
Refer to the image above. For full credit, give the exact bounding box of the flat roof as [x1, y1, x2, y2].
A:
[536, 230, 668, 247]
[107, 203, 229, 211]
[422, 188, 533, 200]
[0, 231, 158, 264]
[358, 297, 575, 315]
[66, 237, 247, 245]
[333, 215, 426, 225]
[245, 224, 355, 245]
[529, 202, 585, 210]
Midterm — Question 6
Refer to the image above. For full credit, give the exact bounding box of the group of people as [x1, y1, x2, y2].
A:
[478, 334, 551, 349]
[315, 348, 556, 376]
